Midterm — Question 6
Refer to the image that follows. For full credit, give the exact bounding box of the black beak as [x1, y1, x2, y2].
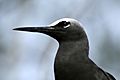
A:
[13, 24, 66, 33]
[13, 26, 56, 33]
[13, 26, 66, 41]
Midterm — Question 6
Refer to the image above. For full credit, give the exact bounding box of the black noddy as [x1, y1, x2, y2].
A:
[13, 18, 115, 80]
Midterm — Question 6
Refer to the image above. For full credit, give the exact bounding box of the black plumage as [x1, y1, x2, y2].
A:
[13, 18, 115, 80]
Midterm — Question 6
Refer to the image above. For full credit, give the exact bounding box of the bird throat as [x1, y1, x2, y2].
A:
[55, 38, 89, 65]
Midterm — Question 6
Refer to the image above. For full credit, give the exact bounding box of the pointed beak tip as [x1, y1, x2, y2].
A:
[13, 28, 17, 30]
[13, 27, 25, 31]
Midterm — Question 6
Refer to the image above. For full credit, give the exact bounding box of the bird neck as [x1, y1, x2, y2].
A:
[55, 38, 89, 63]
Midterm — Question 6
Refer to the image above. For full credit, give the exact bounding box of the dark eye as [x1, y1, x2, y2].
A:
[56, 21, 70, 27]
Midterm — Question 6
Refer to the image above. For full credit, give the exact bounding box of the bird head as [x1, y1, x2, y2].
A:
[13, 18, 87, 42]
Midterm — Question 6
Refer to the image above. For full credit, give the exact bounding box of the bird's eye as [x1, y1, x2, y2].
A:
[62, 21, 69, 26]
[55, 21, 70, 28]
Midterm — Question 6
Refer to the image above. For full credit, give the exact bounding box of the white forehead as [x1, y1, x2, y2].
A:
[49, 18, 80, 26]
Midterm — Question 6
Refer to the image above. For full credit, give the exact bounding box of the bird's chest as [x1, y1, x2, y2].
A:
[55, 61, 98, 80]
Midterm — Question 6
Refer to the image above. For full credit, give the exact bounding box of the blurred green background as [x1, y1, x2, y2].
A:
[0, 0, 120, 80]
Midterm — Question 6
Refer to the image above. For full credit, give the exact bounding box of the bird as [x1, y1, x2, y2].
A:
[13, 18, 116, 80]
